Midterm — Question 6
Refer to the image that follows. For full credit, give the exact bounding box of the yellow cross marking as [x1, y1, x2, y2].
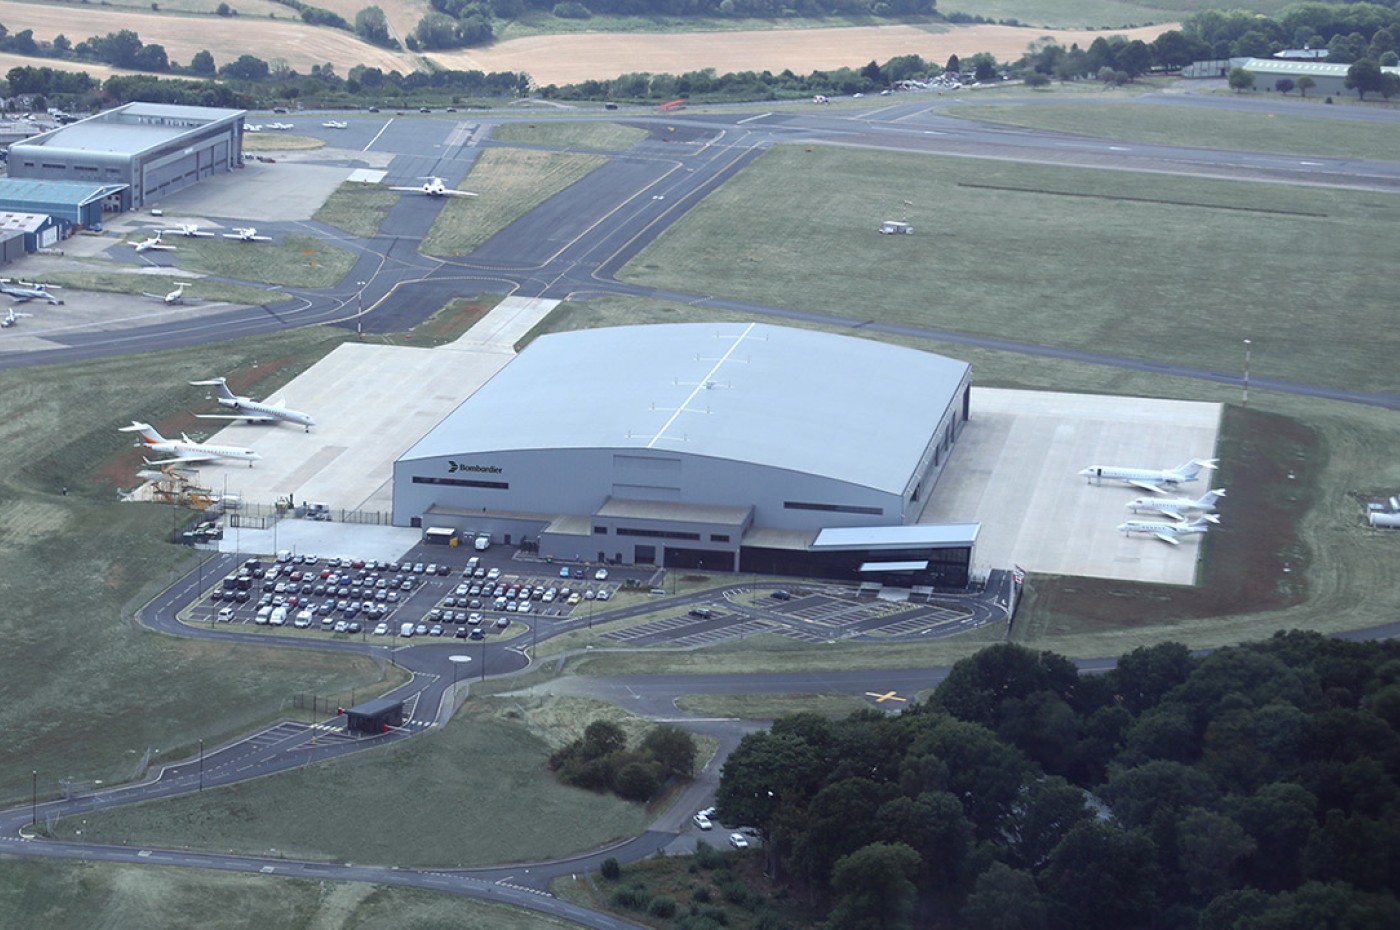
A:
[865, 690, 906, 704]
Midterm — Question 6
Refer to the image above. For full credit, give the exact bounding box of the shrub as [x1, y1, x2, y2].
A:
[693, 886, 712, 903]
[609, 886, 647, 909]
[553, 0, 590, 16]
[694, 840, 728, 870]
[650, 896, 679, 917]
[600, 857, 621, 880]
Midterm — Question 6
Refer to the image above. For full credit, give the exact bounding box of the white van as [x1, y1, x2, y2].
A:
[474, 535, 490, 551]
[294, 609, 314, 628]
[399, 622, 415, 637]
[218, 606, 235, 622]
[255, 606, 272, 624]
[270, 606, 288, 626]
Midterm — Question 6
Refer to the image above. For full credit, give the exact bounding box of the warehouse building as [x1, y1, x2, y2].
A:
[8, 103, 245, 209]
[0, 179, 126, 231]
[393, 323, 977, 586]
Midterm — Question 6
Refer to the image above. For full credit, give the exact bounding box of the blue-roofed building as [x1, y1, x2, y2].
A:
[393, 322, 976, 585]
[8, 103, 244, 209]
[0, 179, 126, 231]
[0, 211, 62, 251]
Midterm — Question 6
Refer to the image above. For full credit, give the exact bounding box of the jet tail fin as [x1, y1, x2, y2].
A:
[190, 377, 236, 401]
[119, 421, 165, 443]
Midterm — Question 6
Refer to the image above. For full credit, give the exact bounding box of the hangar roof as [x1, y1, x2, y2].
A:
[0, 178, 126, 207]
[814, 524, 980, 549]
[401, 322, 971, 495]
[13, 103, 244, 157]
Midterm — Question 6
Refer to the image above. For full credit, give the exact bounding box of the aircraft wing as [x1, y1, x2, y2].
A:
[442, 190, 478, 198]
[1151, 532, 1181, 546]
[196, 413, 277, 423]
[1160, 510, 1187, 522]
[387, 186, 420, 193]
[140, 292, 166, 300]
[6, 294, 32, 304]
[1128, 479, 1167, 494]
[143, 452, 217, 466]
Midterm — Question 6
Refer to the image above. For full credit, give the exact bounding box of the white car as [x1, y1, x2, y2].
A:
[692, 813, 712, 831]
[486, 567, 501, 580]
[594, 568, 609, 580]
[373, 622, 389, 635]
[729, 833, 749, 849]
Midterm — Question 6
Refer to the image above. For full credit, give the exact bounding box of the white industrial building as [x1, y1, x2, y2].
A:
[392, 322, 977, 586]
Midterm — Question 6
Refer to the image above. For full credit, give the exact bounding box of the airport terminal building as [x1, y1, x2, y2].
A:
[393, 323, 977, 586]
[8, 103, 245, 209]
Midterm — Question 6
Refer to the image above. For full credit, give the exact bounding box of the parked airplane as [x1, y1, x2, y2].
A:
[322, 120, 347, 129]
[120, 421, 261, 467]
[1128, 488, 1226, 522]
[133, 236, 176, 253]
[189, 376, 316, 431]
[1, 308, 33, 328]
[388, 176, 478, 198]
[0, 279, 63, 305]
[223, 227, 272, 243]
[161, 224, 214, 238]
[245, 124, 262, 132]
[141, 281, 193, 305]
[1117, 515, 1218, 546]
[1079, 458, 1217, 494]
[266, 122, 294, 130]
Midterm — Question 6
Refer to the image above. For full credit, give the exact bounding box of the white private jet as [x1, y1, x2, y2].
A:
[223, 227, 273, 243]
[189, 377, 316, 431]
[0, 279, 63, 305]
[322, 120, 347, 129]
[1, 308, 34, 328]
[1079, 458, 1217, 494]
[267, 121, 294, 130]
[389, 176, 478, 199]
[161, 224, 215, 238]
[1127, 488, 1226, 522]
[1117, 515, 1218, 546]
[120, 421, 261, 467]
[141, 281, 194, 305]
[245, 124, 262, 132]
[133, 236, 176, 253]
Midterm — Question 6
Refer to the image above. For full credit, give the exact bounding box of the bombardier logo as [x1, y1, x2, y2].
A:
[448, 461, 503, 474]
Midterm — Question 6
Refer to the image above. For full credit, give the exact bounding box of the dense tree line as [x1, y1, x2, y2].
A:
[716, 634, 1400, 930]
[550, 720, 698, 802]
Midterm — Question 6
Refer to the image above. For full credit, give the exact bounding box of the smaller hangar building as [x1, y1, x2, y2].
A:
[8, 103, 245, 209]
[394, 323, 976, 586]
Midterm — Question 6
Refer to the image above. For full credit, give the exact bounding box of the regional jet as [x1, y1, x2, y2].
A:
[120, 421, 261, 467]
[222, 227, 273, 243]
[389, 176, 478, 199]
[1117, 515, 1218, 546]
[1127, 488, 1226, 522]
[141, 281, 193, 305]
[189, 377, 316, 431]
[161, 224, 214, 238]
[0, 279, 63, 305]
[132, 236, 176, 253]
[1, 308, 33, 328]
[1079, 458, 1217, 494]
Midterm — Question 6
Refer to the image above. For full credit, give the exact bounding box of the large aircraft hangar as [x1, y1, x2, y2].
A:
[392, 322, 976, 586]
[8, 103, 245, 210]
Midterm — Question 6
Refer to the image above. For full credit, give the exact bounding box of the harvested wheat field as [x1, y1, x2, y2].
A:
[0, 51, 126, 80]
[0, 1, 414, 73]
[434, 22, 1176, 85]
[310, 0, 427, 44]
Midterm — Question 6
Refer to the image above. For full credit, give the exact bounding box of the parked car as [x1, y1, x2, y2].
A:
[594, 568, 609, 580]
[693, 813, 713, 830]
[729, 833, 749, 849]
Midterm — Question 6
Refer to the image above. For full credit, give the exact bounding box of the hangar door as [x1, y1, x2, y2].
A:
[141, 137, 231, 204]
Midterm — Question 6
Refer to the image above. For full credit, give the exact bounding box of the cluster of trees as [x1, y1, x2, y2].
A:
[550, 720, 698, 802]
[1180, 4, 1400, 66]
[716, 634, 1400, 930]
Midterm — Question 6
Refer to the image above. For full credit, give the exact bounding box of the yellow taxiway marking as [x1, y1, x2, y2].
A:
[865, 690, 906, 704]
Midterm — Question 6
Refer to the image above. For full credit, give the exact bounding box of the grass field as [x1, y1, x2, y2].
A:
[953, 100, 1400, 161]
[312, 184, 401, 238]
[137, 234, 356, 288]
[33, 270, 273, 306]
[51, 697, 654, 867]
[420, 148, 608, 257]
[0, 858, 589, 930]
[491, 121, 649, 151]
[673, 693, 873, 719]
[0, 326, 408, 806]
[242, 134, 326, 152]
[619, 145, 1399, 395]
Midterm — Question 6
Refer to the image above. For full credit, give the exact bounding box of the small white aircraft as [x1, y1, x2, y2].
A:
[322, 120, 347, 129]
[1, 308, 34, 328]
[266, 121, 294, 130]
[223, 227, 273, 243]
[190, 376, 316, 431]
[0, 279, 63, 305]
[1127, 488, 1226, 522]
[120, 421, 261, 467]
[133, 236, 176, 253]
[1118, 515, 1218, 546]
[161, 224, 215, 238]
[245, 124, 262, 132]
[389, 176, 478, 199]
[141, 281, 194, 305]
[1079, 458, 1217, 494]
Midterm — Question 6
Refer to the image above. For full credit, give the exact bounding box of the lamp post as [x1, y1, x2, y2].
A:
[356, 281, 366, 338]
[1242, 338, 1252, 409]
[199, 739, 204, 792]
[31, 770, 37, 828]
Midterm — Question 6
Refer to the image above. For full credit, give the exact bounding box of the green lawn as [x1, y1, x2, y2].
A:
[313, 184, 401, 238]
[940, 0, 1183, 26]
[31, 270, 274, 306]
[130, 234, 356, 288]
[618, 145, 1399, 394]
[673, 693, 874, 719]
[0, 326, 406, 805]
[952, 100, 1400, 161]
[492, 121, 648, 151]
[53, 697, 653, 867]
[421, 148, 609, 257]
[0, 858, 588, 930]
